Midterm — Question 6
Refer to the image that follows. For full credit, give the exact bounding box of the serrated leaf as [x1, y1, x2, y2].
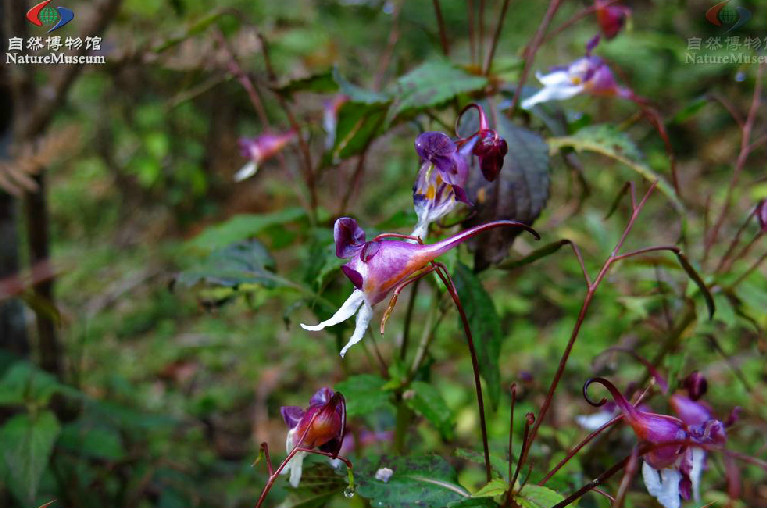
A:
[174, 239, 280, 289]
[386, 59, 488, 124]
[0, 411, 60, 504]
[452, 262, 502, 409]
[514, 485, 564, 508]
[184, 208, 307, 253]
[334, 375, 394, 417]
[547, 125, 683, 214]
[405, 382, 455, 440]
[463, 114, 550, 269]
[277, 70, 338, 96]
[355, 454, 470, 508]
[472, 478, 510, 498]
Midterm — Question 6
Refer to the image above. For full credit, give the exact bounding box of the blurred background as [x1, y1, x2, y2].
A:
[1, 0, 765, 506]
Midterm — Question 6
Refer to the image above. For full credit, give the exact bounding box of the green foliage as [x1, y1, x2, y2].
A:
[335, 374, 394, 417]
[0, 411, 60, 504]
[385, 59, 488, 125]
[355, 454, 471, 508]
[452, 262, 503, 409]
[513, 485, 565, 508]
[547, 124, 683, 213]
[405, 381, 455, 440]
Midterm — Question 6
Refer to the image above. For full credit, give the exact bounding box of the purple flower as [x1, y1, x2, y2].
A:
[301, 217, 538, 356]
[280, 387, 346, 486]
[682, 371, 707, 401]
[585, 377, 727, 508]
[595, 0, 631, 40]
[411, 132, 471, 239]
[521, 36, 632, 110]
[234, 130, 296, 181]
[756, 200, 767, 233]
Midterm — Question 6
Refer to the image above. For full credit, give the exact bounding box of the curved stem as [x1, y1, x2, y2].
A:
[432, 262, 492, 482]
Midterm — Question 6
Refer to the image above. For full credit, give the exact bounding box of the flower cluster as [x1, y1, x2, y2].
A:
[412, 104, 508, 239]
[584, 376, 731, 508]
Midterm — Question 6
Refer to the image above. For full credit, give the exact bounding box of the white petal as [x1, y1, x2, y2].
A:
[521, 84, 585, 110]
[575, 411, 614, 431]
[234, 161, 258, 182]
[536, 70, 571, 86]
[411, 222, 429, 242]
[281, 450, 307, 487]
[690, 448, 705, 503]
[339, 301, 373, 357]
[301, 290, 365, 331]
[642, 462, 681, 508]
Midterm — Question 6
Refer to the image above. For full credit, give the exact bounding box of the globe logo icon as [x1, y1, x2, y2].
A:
[718, 6, 737, 24]
[39, 6, 60, 25]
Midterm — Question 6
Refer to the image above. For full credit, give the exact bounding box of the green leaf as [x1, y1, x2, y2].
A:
[405, 381, 455, 440]
[355, 454, 470, 508]
[513, 485, 564, 508]
[452, 262, 503, 409]
[472, 478, 510, 498]
[448, 498, 499, 507]
[463, 114, 550, 269]
[277, 463, 346, 508]
[454, 448, 509, 480]
[332, 68, 390, 104]
[0, 411, 61, 504]
[276, 69, 339, 96]
[547, 125, 683, 214]
[334, 375, 394, 417]
[0, 361, 79, 407]
[330, 101, 388, 161]
[184, 208, 307, 253]
[386, 59, 488, 124]
[175, 239, 280, 289]
[58, 422, 125, 461]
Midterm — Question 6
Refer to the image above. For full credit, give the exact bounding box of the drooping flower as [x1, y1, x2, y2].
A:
[584, 377, 727, 508]
[756, 200, 767, 233]
[521, 36, 632, 110]
[301, 217, 538, 356]
[235, 130, 296, 181]
[595, 0, 631, 40]
[280, 387, 346, 487]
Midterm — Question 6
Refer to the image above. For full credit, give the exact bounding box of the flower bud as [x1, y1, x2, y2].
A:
[472, 129, 508, 182]
[596, 0, 630, 40]
[683, 371, 707, 401]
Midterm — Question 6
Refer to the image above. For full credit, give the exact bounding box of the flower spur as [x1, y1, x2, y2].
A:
[301, 217, 539, 356]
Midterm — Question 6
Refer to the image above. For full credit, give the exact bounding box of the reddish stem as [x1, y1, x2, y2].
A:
[432, 262, 492, 482]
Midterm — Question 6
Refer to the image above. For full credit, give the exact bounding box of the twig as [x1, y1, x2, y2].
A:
[483, 0, 512, 75]
[432, 0, 450, 56]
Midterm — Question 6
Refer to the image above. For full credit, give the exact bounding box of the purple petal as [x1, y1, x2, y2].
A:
[281, 406, 305, 429]
[310, 387, 335, 406]
[414, 131, 456, 162]
[341, 265, 364, 289]
[361, 241, 381, 262]
[334, 217, 366, 258]
[756, 200, 767, 232]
